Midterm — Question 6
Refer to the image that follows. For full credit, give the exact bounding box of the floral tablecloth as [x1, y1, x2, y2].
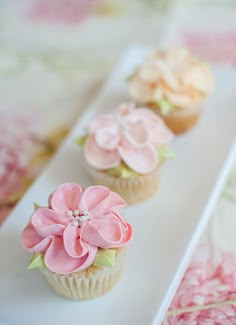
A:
[0, 0, 236, 323]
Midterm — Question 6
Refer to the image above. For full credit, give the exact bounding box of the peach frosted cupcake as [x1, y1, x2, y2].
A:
[75, 103, 174, 204]
[128, 48, 213, 134]
[21, 183, 132, 300]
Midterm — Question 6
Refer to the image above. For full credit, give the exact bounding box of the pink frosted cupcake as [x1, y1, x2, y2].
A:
[21, 183, 132, 300]
[75, 103, 174, 204]
[128, 48, 213, 134]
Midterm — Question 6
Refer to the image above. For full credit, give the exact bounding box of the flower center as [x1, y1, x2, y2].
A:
[67, 209, 89, 227]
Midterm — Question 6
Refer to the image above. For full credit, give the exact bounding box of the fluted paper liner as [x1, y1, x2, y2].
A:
[40, 248, 125, 300]
[84, 162, 160, 204]
[148, 104, 203, 134]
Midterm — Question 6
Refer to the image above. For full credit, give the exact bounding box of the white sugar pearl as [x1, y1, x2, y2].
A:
[79, 215, 88, 222]
[74, 216, 80, 221]
[73, 210, 79, 216]
[72, 220, 79, 227]
[67, 210, 73, 217]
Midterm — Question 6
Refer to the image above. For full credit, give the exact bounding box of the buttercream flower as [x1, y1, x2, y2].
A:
[129, 48, 214, 134]
[129, 48, 213, 109]
[84, 103, 173, 174]
[22, 183, 132, 274]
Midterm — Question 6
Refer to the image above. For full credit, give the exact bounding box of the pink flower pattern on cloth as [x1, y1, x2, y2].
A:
[21, 183, 132, 274]
[84, 103, 173, 173]
[165, 302, 236, 325]
[163, 245, 236, 324]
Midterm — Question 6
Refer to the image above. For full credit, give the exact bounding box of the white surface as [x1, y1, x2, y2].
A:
[0, 46, 236, 325]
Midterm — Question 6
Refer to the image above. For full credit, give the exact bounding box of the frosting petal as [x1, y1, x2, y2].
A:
[124, 121, 149, 146]
[80, 185, 126, 217]
[63, 223, 89, 258]
[44, 236, 97, 274]
[139, 62, 160, 83]
[141, 112, 173, 145]
[107, 191, 127, 213]
[125, 108, 173, 145]
[129, 77, 154, 103]
[118, 102, 134, 116]
[95, 127, 119, 150]
[84, 135, 121, 170]
[31, 207, 69, 237]
[182, 64, 213, 94]
[49, 183, 83, 214]
[87, 114, 116, 133]
[164, 88, 200, 108]
[21, 222, 52, 253]
[118, 139, 158, 173]
[81, 213, 132, 249]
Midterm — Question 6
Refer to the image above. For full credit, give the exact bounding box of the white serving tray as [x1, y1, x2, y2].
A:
[0, 46, 236, 325]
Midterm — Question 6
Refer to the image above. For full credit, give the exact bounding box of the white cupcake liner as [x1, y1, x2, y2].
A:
[84, 162, 160, 204]
[148, 103, 204, 134]
[40, 248, 125, 301]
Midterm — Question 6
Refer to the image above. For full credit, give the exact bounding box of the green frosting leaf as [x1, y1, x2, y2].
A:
[33, 202, 40, 210]
[28, 253, 46, 270]
[157, 146, 176, 164]
[106, 162, 139, 179]
[93, 249, 116, 268]
[155, 98, 174, 115]
[73, 135, 87, 148]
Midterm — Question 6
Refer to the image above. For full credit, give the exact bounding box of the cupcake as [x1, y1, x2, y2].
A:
[21, 183, 132, 300]
[75, 103, 174, 204]
[128, 48, 213, 134]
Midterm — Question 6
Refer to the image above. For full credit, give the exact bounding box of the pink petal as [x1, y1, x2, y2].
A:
[21, 222, 52, 253]
[118, 102, 135, 116]
[123, 121, 149, 146]
[80, 186, 126, 217]
[95, 127, 119, 150]
[84, 135, 121, 170]
[44, 237, 97, 274]
[31, 207, 69, 237]
[50, 183, 83, 214]
[63, 223, 89, 258]
[107, 191, 127, 213]
[87, 114, 117, 133]
[80, 185, 110, 215]
[153, 123, 173, 145]
[129, 108, 173, 145]
[118, 140, 158, 173]
[81, 213, 132, 249]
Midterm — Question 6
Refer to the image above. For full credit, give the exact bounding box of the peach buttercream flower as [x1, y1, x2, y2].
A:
[129, 48, 213, 109]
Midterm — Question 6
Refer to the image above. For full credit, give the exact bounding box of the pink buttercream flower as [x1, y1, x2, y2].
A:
[22, 183, 132, 274]
[84, 103, 173, 173]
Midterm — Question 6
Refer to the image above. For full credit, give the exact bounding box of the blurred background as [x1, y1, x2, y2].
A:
[0, 0, 236, 323]
[0, 0, 235, 223]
